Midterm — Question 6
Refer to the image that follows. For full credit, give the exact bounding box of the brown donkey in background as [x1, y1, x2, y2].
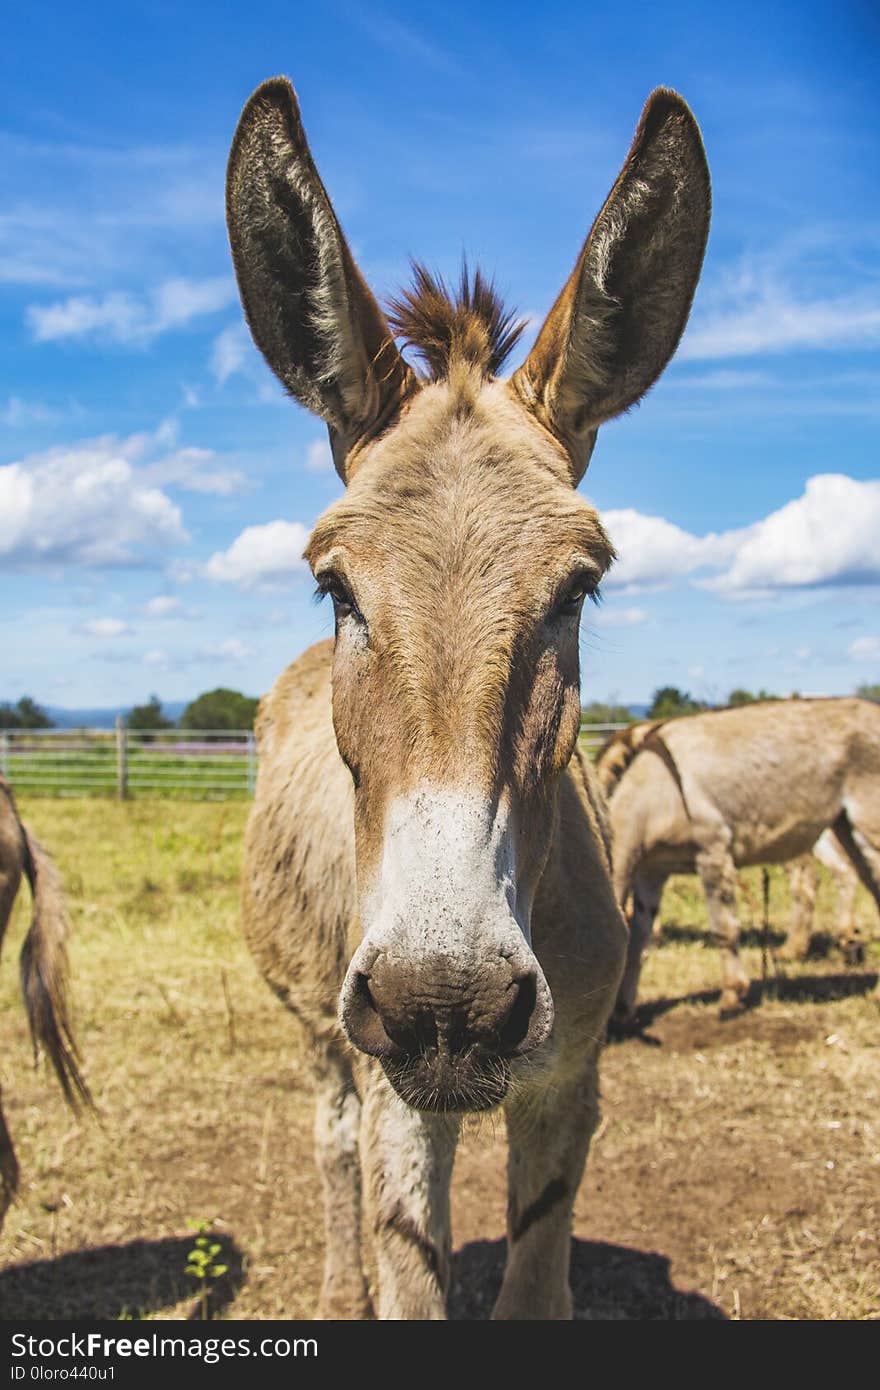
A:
[0, 779, 90, 1229]
[230, 77, 710, 1318]
[597, 725, 871, 967]
[598, 699, 880, 1022]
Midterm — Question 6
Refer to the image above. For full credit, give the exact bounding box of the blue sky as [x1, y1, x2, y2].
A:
[2, 0, 879, 710]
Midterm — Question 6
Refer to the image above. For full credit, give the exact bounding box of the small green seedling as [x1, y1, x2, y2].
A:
[184, 1219, 228, 1319]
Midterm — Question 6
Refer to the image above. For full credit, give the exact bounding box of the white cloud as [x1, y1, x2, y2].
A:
[152, 279, 233, 331]
[349, 8, 459, 74]
[305, 439, 334, 473]
[1, 396, 61, 427]
[210, 322, 250, 383]
[0, 135, 224, 291]
[210, 320, 288, 403]
[142, 596, 183, 618]
[680, 244, 880, 361]
[849, 636, 880, 662]
[667, 369, 770, 391]
[200, 637, 253, 662]
[204, 520, 310, 590]
[0, 434, 188, 570]
[79, 617, 132, 638]
[145, 445, 249, 497]
[0, 464, 33, 554]
[592, 606, 648, 628]
[27, 277, 235, 345]
[257, 379, 286, 405]
[706, 475, 880, 594]
[682, 289, 880, 361]
[28, 292, 141, 342]
[604, 475, 880, 599]
[603, 509, 739, 591]
[143, 648, 170, 668]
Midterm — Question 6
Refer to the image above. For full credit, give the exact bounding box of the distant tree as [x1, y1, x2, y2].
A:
[128, 695, 173, 731]
[181, 688, 259, 731]
[0, 696, 54, 729]
[581, 700, 633, 725]
[727, 687, 779, 707]
[646, 686, 708, 720]
[857, 682, 880, 703]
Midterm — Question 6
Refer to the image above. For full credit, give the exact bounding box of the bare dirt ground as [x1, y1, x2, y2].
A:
[0, 800, 877, 1321]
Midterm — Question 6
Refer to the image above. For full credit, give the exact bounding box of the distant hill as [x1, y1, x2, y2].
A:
[42, 701, 189, 729]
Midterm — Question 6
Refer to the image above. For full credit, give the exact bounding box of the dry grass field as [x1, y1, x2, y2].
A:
[0, 799, 877, 1321]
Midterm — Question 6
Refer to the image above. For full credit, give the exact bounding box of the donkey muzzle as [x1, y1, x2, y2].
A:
[339, 944, 554, 1112]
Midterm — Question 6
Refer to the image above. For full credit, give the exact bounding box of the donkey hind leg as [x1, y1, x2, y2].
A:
[831, 859, 861, 965]
[833, 805, 880, 968]
[0, 1086, 20, 1230]
[613, 870, 666, 1026]
[493, 1056, 600, 1320]
[359, 1067, 460, 1319]
[695, 839, 750, 1015]
[313, 1045, 373, 1319]
[777, 855, 818, 961]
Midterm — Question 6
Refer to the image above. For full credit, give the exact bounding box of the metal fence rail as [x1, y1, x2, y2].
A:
[1, 720, 256, 800]
[578, 721, 628, 756]
[1, 719, 626, 800]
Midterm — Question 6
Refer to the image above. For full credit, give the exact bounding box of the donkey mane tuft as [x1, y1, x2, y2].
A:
[386, 262, 527, 381]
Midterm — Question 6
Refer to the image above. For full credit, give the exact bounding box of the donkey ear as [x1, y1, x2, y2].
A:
[512, 89, 710, 482]
[226, 78, 415, 477]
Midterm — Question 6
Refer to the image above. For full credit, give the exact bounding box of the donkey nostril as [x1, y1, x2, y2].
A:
[497, 973, 538, 1055]
[344, 970, 399, 1057]
[352, 969, 376, 1015]
[353, 970, 426, 1056]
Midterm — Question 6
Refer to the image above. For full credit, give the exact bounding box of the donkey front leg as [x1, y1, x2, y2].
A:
[696, 839, 750, 1014]
[359, 1066, 460, 1319]
[313, 1045, 373, 1319]
[493, 1058, 600, 1320]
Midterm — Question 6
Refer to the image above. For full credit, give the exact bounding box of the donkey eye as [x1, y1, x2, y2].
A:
[315, 572, 362, 622]
[555, 570, 600, 617]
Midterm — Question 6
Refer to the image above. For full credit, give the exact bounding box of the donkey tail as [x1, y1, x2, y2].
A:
[594, 720, 666, 798]
[18, 823, 92, 1111]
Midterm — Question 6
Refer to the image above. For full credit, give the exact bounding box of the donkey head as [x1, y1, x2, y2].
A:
[227, 79, 710, 1111]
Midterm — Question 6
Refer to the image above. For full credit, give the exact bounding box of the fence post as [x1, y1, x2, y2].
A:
[1, 731, 9, 782]
[246, 730, 256, 796]
[116, 716, 128, 800]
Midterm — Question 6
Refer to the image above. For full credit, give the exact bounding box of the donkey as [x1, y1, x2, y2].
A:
[597, 727, 870, 963]
[598, 700, 880, 1021]
[230, 76, 710, 1318]
[0, 778, 90, 1229]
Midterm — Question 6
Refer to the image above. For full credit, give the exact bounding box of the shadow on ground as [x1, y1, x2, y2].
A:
[608, 971, 878, 1047]
[660, 922, 787, 949]
[0, 1233, 245, 1320]
[450, 1236, 725, 1320]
